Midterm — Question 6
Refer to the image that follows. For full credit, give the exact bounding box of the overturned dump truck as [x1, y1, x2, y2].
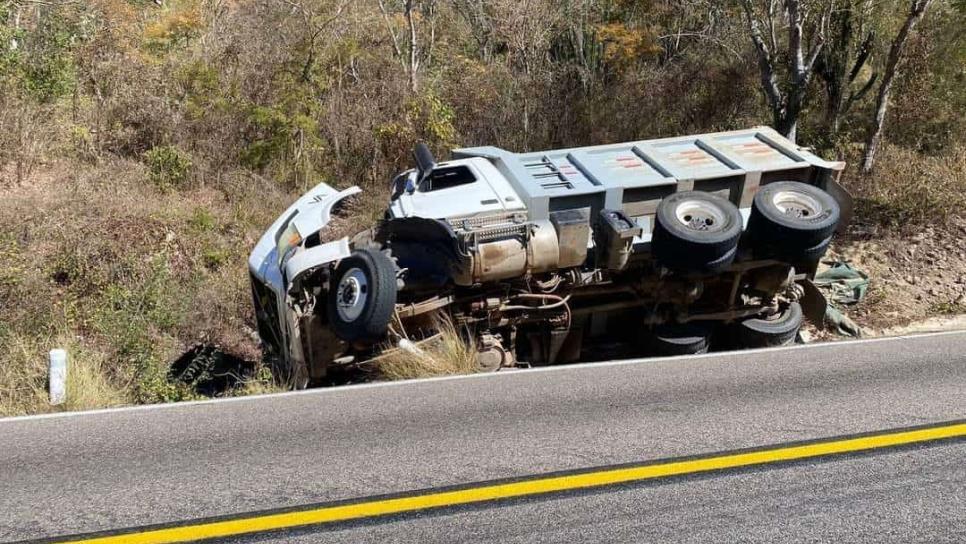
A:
[250, 127, 851, 386]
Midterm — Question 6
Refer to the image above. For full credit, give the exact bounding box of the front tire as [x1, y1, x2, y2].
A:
[327, 249, 398, 343]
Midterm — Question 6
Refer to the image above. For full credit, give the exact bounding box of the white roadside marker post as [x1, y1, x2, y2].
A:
[398, 338, 425, 356]
[49, 349, 68, 405]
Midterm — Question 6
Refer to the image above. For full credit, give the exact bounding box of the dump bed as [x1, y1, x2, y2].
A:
[454, 126, 846, 242]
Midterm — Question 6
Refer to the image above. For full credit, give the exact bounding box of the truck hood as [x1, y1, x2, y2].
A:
[248, 181, 361, 295]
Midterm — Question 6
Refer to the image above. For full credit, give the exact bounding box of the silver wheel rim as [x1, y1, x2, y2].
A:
[674, 200, 727, 232]
[336, 268, 368, 322]
[772, 190, 822, 219]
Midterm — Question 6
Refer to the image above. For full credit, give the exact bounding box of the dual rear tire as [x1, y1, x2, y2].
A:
[748, 182, 840, 265]
[649, 322, 713, 356]
[734, 302, 803, 348]
[652, 182, 840, 272]
[651, 192, 743, 274]
[648, 302, 804, 356]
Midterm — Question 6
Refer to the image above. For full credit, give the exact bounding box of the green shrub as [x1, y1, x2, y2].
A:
[189, 207, 216, 232]
[239, 102, 325, 189]
[145, 145, 193, 191]
[0, 236, 24, 291]
[409, 92, 457, 149]
[91, 256, 188, 402]
[201, 246, 230, 270]
[0, 8, 80, 105]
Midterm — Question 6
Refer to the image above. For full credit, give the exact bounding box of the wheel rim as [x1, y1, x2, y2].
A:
[674, 200, 727, 232]
[336, 267, 368, 322]
[772, 190, 822, 220]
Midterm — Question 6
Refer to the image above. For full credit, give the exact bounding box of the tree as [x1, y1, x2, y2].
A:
[377, 0, 438, 93]
[491, 0, 560, 147]
[739, 0, 833, 143]
[0, 1, 83, 183]
[450, 0, 495, 61]
[815, 0, 877, 137]
[282, 0, 351, 84]
[861, 0, 933, 173]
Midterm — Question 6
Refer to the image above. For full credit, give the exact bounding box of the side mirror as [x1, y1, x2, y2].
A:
[390, 172, 409, 201]
[389, 170, 418, 201]
[413, 142, 436, 187]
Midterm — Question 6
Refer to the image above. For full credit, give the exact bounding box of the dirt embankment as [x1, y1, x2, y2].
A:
[826, 217, 966, 336]
[0, 160, 292, 415]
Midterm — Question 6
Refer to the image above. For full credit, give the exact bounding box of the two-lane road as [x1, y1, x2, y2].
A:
[2, 331, 965, 543]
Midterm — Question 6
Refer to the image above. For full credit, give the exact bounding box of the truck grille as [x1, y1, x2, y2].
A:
[447, 212, 529, 244]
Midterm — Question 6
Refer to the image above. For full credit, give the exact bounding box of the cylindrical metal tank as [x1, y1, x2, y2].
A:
[454, 220, 559, 285]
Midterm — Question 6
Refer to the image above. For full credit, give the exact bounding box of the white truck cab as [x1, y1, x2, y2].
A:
[388, 158, 526, 220]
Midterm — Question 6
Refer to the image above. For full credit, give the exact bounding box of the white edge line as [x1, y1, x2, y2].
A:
[3, 330, 965, 424]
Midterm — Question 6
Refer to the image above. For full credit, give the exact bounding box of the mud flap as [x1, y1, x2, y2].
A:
[823, 175, 853, 234]
[299, 312, 345, 383]
[799, 278, 829, 328]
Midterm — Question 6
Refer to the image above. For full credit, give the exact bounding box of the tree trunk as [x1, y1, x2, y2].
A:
[740, 0, 826, 146]
[405, 0, 419, 93]
[821, 5, 854, 137]
[861, 0, 932, 173]
[783, 119, 798, 144]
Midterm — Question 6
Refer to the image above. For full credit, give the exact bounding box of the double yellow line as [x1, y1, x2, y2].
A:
[42, 421, 966, 544]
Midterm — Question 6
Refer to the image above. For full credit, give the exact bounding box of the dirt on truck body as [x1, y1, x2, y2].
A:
[249, 126, 851, 386]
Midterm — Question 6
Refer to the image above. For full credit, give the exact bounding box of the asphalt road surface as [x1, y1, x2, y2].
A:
[2, 331, 965, 543]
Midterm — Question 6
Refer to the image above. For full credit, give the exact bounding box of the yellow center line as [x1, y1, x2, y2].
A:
[52, 422, 966, 544]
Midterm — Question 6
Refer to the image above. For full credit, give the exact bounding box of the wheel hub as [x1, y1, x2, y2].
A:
[674, 200, 727, 232]
[336, 268, 368, 322]
[772, 190, 822, 220]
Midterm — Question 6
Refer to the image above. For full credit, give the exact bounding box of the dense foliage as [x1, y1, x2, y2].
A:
[2, 0, 960, 189]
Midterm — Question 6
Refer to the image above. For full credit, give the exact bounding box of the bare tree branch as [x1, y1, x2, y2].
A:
[405, 0, 419, 92]
[766, 0, 779, 55]
[377, 0, 404, 61]
[788, 0, 806, 81]
[845, 71, 877, 110]
[803, 2, 831, 76]
[862, 0, 934, 172]
[740, 0, 783, 114]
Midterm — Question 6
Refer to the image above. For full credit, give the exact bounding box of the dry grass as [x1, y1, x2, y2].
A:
[0, 158, 297, 413]
[0, 332, 133, 417]
[231, 379, 287, 397]
[824, 144, 966, 331]
[226, 361, 287, 397]
[375, 320, 479, 381]
[842, 144, 966, 232]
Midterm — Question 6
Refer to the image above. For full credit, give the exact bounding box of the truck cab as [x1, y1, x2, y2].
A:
[387, 158, 526, 220]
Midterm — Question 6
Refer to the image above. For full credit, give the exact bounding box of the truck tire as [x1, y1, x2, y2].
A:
[796, 236, 833, 266]
[649, 322, 712, 356]
[327, 248, 398, 343]
[736, 302, 803, 348]
[652, 192, 743, 273]
[749, 182, 839, 252]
